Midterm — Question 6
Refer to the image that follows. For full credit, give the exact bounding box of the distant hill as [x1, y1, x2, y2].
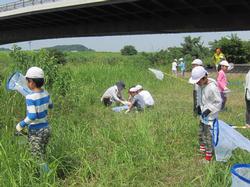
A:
[45, 44, 94, 52]
[0, 48, 10, 51]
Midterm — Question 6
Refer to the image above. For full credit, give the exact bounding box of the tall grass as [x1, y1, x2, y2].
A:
[0, 51, 249, 186]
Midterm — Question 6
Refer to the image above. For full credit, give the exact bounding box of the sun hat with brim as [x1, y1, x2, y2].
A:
[220, 60, 230, 67]
[189, 66, 208, 84]
[191, 59, 203, 66]
[135, 85, 143, 90]
[129, 87, 137, 92]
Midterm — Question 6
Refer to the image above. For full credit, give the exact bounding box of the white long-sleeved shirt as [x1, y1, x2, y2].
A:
[139, 90, 154, 106]
[101, 85, 122, 102]
[197, 78, 222, 121]
[245, 70, 250, 100]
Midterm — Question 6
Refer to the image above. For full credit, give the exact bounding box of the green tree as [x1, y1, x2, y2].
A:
[181, 36, 209, 59]
[243, 41, 250, 63]
[47, 48, 67, 65]
[166, 47, 183, 61]
[121, 45, 138, 56]
[209, 34, 248, 64]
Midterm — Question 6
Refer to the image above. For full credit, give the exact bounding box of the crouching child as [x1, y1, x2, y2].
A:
[189, 66, 222, 162]
[16, 67, 53, 160]
[125, 87, 145, 113]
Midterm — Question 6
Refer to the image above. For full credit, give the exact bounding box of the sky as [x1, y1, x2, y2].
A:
[1, 0, 250, 52]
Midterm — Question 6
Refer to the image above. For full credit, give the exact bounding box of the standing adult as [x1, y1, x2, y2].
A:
[245, 70, 250, 128]
[213, 48, 225, 70]
[191, 59, 203, 116]
[101, 81, 126, 106]
[217, 60, 230, 110]
[172, 59, 178, 76]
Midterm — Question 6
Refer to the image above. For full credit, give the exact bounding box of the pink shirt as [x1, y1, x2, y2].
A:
[217, 70, 227, 92]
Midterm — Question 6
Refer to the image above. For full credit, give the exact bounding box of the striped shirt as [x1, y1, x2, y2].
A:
[20, 90, 53, 129]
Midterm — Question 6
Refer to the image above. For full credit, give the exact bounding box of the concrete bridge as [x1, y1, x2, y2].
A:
[1, 0, 250, 44]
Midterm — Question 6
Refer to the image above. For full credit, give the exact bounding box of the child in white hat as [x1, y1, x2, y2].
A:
[125, 87, 145, 113]
[16, 67, 53, 160]
[189, 66, 222, 162]
[217, 60, 230, 110]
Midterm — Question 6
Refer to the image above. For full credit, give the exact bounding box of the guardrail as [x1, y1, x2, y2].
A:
[206, 64, 250, 73]
[0, 0, 60, 12]
[229, 64, 250, 73]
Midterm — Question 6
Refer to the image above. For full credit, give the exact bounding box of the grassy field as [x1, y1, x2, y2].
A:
[0, 51, 249, 186]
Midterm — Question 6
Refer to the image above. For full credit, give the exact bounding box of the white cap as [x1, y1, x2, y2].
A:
[129, 87, 137, 92]
[189, 66, 208, 84]
[191, 59, 203, 66]
[174, 59, 177, 62]
[220, 60, 230, 67]
[179, 58, 183, 61]
[25, 67, 44, 79]
[135, 85, 143, 90]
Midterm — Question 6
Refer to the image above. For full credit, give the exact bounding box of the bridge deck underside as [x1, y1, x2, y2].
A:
[1, 0, 250, 44]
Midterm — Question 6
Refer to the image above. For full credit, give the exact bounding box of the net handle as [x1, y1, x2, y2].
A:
[212, 119, 219, 146]
[231, 164, 250, 184]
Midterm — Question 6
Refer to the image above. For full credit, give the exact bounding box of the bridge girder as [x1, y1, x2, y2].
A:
[1, 0, 250, 44]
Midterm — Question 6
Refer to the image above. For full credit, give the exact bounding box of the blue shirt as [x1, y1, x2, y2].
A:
[179, 62, 186, 71]
[20, 90, 53, 129]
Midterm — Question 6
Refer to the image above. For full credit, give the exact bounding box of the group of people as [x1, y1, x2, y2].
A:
[101, 81, 154, 113]
[11, 48, 247, 166]
[171, 58, 186, 77]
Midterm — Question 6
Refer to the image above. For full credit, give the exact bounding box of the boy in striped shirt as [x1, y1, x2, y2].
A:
[16, 67, 53, 159]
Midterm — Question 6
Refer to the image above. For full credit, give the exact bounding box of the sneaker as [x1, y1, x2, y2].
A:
[199, 145, 206, 155]
[205, 151, 212, 161]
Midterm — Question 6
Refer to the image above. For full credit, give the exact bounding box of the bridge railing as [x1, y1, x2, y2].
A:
[0, 0, 60, 12]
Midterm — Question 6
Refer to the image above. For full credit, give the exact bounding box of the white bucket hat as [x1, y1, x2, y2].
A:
[25, 67, 44, 79]
[191, 59, 203, 66]
[189, 66, 208, 84]
[129, 87, 137, 92]
[135, 85, 143, 91]
[220, 60, 230, 67]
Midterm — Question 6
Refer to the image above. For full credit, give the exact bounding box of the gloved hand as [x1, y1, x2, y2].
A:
[201, 116, 209, 125]
[16, 123, 23, 132]
[196, 106, 202, 115]
[201, 109, 211, 118]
